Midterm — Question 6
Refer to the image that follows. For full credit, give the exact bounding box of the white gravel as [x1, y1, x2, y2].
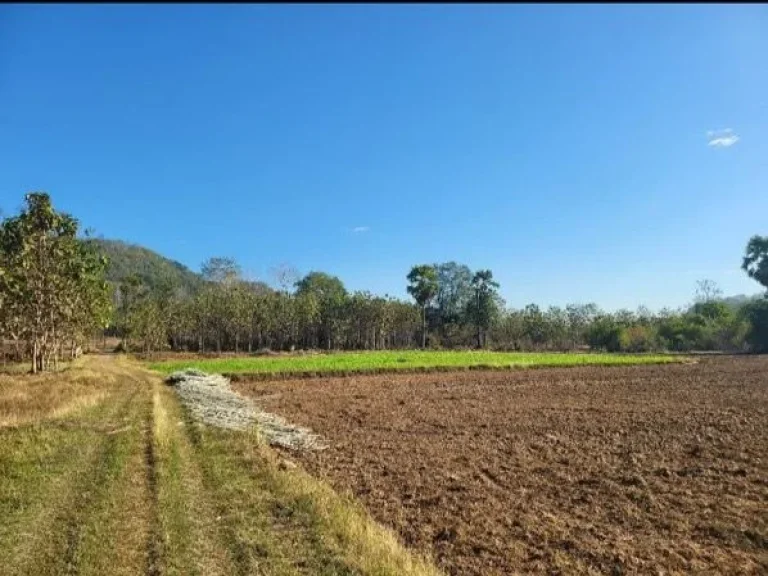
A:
[165, 369, 327, 451]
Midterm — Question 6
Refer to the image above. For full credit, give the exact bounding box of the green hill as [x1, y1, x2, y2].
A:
[86, 238, 204, 293]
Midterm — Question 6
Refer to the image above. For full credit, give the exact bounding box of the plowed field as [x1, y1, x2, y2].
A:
[235, 356, 768, 575]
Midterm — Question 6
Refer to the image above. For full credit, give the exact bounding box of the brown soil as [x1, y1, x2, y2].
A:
[234, 356, 768, 575]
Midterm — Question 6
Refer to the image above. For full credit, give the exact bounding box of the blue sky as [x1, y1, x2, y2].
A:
[1, 5, 767, 310]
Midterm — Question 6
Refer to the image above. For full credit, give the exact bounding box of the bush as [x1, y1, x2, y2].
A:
[623, 325, 657, 352]
[711, 317, 750, 352]
[587, 317, 625, 352]
[657, 315, 706, 352]
[742, 297, 768, 353]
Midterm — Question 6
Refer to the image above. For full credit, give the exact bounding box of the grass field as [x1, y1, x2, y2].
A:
[149, 350, 685, 377]
[0, 355, 440, 576]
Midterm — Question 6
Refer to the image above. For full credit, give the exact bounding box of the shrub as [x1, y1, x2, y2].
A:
[623, 325, 657, 352]
[657, 315, 706, 352]
[742, 297, 768, 353]
[587, 317, 625, 352]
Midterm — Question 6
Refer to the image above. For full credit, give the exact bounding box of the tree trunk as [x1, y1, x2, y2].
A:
[31, 340, 38, 374]
[422, 305, 427, 348]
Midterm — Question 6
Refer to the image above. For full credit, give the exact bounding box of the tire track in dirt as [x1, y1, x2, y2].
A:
[144, 388, 163, 576]
[10, 383, 141, 575]
[60, 387, 144, 575]
[175, 411, 255, 576]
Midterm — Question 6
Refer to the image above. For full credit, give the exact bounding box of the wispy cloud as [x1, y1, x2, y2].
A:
[352, 226, 370, 233]
[707, 128, 739, 148]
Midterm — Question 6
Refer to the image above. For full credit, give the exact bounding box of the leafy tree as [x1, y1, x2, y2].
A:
[741, 299, 768, 352]
[691, 300, 731, 322]
[587, 315, 626, 352]
[467, 269, 501, 348]
[566, 303, 599, 348]
[657, 314, 706, 352]
[295, 272, 347, 350]
[115, 274, 147, 352]
[622, 325, 656, 352]
[434, 262, 473, 322]
[522, 304, 549, 348]
[406, 265, 439, 348]
[131, 298, 165, 355]
[543, 306, 569, 350]
[742, 235, 768, 291]
[491, 309, 525, 350]
[0, 192, 110, 372]
[740, 236, 768, 352]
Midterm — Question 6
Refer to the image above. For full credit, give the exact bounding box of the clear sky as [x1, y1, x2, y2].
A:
[1, 5, 767, 311]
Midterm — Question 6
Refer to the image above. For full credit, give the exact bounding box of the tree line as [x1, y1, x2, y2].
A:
[2, 192, 768, 370]
[114, 255, 768, 357]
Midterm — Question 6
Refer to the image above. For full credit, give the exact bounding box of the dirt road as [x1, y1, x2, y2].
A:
[0, 355, 438, 576]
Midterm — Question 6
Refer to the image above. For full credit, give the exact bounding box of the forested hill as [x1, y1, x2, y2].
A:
[85, 238, 203, 292]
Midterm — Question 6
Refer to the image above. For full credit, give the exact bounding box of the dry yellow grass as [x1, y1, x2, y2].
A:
[0, 354, 444, 575]
[0, 358, 112, 428]
[258, 445, 443, 576]
[0, 359, 152, 576]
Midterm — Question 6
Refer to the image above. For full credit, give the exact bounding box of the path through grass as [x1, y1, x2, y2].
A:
[0, 355, 441, 576]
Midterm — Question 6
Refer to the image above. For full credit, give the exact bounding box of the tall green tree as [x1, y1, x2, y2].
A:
[0, 192, 110, 372]
[741, 235, 768, 352]
[741, 299, 768, 352]
[115, 274, 146, 352]
[467, 269, 501, 348]
[295, 272, 348, 350]
[434, 262, 473, 326]
[406, 265, 438, 348]
[742, 235, 768, 291]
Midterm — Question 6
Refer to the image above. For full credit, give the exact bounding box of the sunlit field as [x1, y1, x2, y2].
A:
[149, 350, 685, 376]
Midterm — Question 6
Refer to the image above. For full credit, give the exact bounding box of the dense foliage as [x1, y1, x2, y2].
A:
[0, 193, 111, 371]
[112, 257, 765, 356]
[3, 192, 766, 361]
